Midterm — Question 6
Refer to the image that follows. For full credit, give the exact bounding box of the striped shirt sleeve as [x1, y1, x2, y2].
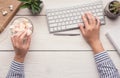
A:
[6, 60, 25, 78]
[95, 51, 120, 78]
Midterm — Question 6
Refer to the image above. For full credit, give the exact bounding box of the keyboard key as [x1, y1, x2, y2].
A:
[93, 6, 96, 9]
[69, 13, 73, 17]
[97, 13, 103, 16]
[101, 21, 105, 25]
[50, 28, 54, 32]
[63, 18, 67, 21]
[97, 5, 102, 8]
[73, 13, 77, 16]
[69, 21, 73, 24]
[50, 23, 57, 27]
[48, 17, 53, 20]
[62, 26, 66, 30]
[56, 19, 59, 22]
[96, 9, 99, 12]
[49, 20, 55, 23]
[47, 13, 51, 16]
[66, 24, 78, 29]
[58, 27, 61, 30]
[54, 16, 58, 19]
[59, 19, 63, 22]
[77, 20, 80, 23]
[66, 21, 69, 25]
[77, 12, 80, 15]
[70, 17, 73, 20]
[54, 27, 57, 31]
[62, 22, 65, 25]
[58, 15, 62, 18]
[51, 13, 55, 16]
[62, 15, 65, 18]
[58, 23, 62, 26]
[73, 20, 77, 23]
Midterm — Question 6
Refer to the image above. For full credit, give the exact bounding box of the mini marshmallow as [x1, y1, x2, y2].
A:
[9, 5, 13, 8]
[26, 23, 32, 28]
[27, 29, 32, 36]
[10, 18, 33, 35]
[2, 11, 8, 16]
[9, 5, 13, 11]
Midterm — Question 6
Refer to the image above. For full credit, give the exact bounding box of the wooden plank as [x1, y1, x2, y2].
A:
[0, 0, 21, 33]
[0, 51, 120, 78]
[16, 0, 116, 16]
[0, 16, 120, 50]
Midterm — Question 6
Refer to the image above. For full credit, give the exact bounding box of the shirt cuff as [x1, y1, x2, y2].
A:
[94, 51, 110, 64]
[10, 60, 24, 72]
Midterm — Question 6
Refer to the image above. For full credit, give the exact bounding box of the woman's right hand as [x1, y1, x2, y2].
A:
[79, 12, 105, 54]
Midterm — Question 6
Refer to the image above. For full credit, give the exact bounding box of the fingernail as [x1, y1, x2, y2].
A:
[78, 23, 84, 27]
[78, 23, 81, 26]
[81, 13, 84, 16]
[11, 35, 14, 37]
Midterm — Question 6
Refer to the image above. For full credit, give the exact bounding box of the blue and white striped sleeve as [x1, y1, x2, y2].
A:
[6, 60, 25, 78]
[94, 51, 120, 78]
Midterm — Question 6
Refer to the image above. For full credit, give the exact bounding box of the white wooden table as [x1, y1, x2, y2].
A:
[0, 0, 120, 78]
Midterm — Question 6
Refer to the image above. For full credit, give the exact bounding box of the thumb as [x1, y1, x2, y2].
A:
[79, 23, 85, 35]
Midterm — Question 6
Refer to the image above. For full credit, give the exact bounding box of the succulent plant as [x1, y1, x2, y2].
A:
[19, 0, 43, 15]
[109, 1, 120, 15]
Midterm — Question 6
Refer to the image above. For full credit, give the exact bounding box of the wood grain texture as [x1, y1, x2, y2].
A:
[0, 16, 120, 50]
[0, 0, 21, 33]
[16, 0, 118, 16]
[0, 0, 120, 78]
[0, 51, 120, 78]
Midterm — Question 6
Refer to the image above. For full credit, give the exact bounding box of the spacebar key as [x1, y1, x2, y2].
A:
[66, 24, 79, 29]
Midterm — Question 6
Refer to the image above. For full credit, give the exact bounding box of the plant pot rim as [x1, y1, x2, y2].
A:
[110, 0, 119, 3]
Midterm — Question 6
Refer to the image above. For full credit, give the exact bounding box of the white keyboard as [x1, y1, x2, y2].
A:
[46, 0, 105, 33]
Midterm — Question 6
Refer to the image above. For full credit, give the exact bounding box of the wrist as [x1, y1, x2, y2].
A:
[89, 39, 101, 46]
[89, 40, 105, 54]
[14, 55, 25, 63]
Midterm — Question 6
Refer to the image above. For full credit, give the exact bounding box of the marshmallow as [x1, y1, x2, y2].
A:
[27, 29, 32, 36]
[9, 5, 13, 11]
[2, 11, 8, 16]
[10, 18, 33, 35]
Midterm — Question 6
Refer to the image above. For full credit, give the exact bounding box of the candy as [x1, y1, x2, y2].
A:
[9, 5, 13, 11]
[10, 18, 33, 36]
[27, 29, 32, 36]
[2, 10, 8, 16]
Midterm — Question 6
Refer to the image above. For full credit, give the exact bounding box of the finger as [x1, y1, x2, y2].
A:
[89, 13, 96, 25]
[11, 34, 17, 43]
[79, 23, 85, 35]
[82, 14, 89, 28]
[16, 31, 24, 37]
[26, 36, 31, 49]
[96, 18, 101, 29]
[85, 13, 93, 25]
[11, 36, 16, 48]
[12, 32, 22, 42]
[20, 31, 27, 40]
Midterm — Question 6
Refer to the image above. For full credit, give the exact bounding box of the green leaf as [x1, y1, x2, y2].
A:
[20, 3, 30, 8]
[31, 4, 36, 14]
[19, 0, 30, 3]
[19, 0, 43, 15]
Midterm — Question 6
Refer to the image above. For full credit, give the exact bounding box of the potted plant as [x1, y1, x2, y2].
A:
[19, 0, 43, 15]
[104, 1, 120, 19]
